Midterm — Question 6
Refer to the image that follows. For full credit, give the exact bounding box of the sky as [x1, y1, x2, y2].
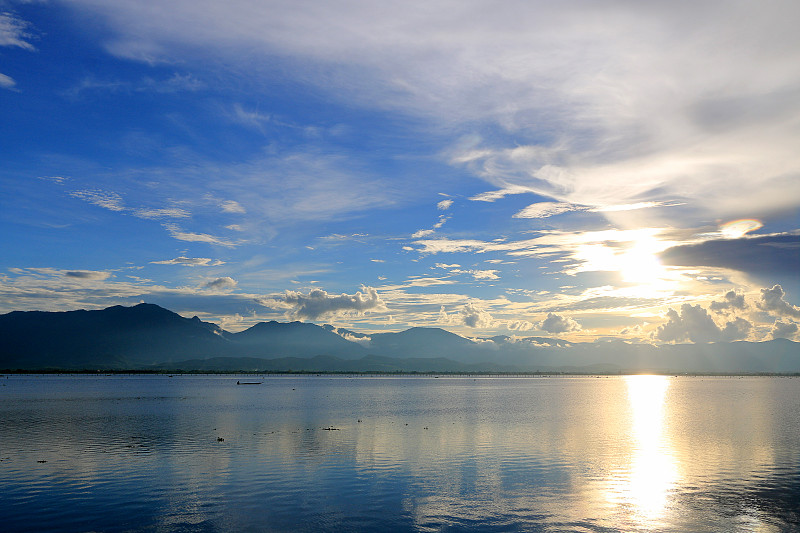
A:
[1, 0, 799, 343]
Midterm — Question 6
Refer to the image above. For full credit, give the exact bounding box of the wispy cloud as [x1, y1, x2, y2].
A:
[219, 200, 246, 214]
[0, 72, 16, 90]
[0, 12, 35, 51]
[70, 189, 126, 211]
[163, 223, 237, 247]
[150, 256, 224, 267]
[133, 207, 191, 219]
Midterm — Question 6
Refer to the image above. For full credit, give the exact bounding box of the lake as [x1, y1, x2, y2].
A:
[1, 374, 798, 532]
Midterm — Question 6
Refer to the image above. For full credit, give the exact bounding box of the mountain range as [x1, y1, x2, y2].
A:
[1, 303, 798, 373]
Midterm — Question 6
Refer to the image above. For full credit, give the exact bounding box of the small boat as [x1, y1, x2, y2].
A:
[236, 380, 262, 385]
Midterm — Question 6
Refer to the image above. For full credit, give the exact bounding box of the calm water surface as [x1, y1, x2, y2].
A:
[1, 375, 798, 532]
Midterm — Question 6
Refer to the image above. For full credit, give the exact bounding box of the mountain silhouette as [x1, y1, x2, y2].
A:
[1, 303, 798, 373]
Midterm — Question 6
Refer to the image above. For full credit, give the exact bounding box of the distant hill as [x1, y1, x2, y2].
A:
[1, 303, 798, 373]
[0, 303, 231, 369]
[232, 320, 367, 359]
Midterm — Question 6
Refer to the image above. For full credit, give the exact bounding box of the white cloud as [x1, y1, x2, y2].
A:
[656, 304, 716, 343]
[272, 286, 387, 320]
[70, 189, 126, 211]
[38, 176, 70, 184]
[412, 229, 435, 238]
[770, 319, 798, 340]
[437, 199, 453, 210]
[469, 185, 536, 202]
[507, 319, 534, 332]
[0, 13, 35, 51]
[655, 303, 752, 343]
[513, 202, 582, 219]
[150, 256, 223, 266]
[163, 224, 237, 247]
[133, 207, 191, 219]
[459, 302, 495, 328]
[538, 312, 581, 334]
[55, 1, 800, 223]
[203, 276, 237, 291]
[451, 268, 499, 280]
[758, 284, 800, 319]
[219, 200, 246, 214]
[0, 72, 16, 90]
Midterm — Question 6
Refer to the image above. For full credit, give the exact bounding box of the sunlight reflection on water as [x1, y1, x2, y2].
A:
[613, 375, 678, 528]
[0, 374, 798, 532]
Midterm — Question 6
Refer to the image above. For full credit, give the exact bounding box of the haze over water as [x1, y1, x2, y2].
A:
[1, 374, 799, 532]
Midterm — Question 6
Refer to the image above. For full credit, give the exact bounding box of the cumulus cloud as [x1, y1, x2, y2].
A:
[151, 256, 223, 266]
[656, 305, 718, 343]
[770, 319, 798, 340]
[64, 270, 112, 280]
[758, 284, 800, 319]
[459, 303, 495, 328]
[538, 312, 581, 334]
[275, 286, 386, 320]
[507, 320, 534, 332]
[710, 289, 747, 314]
[437, 199, 453, 210]
[656, 303, 753, 343]
[203, 276, 237, 290]
[720, 317, 753, 342]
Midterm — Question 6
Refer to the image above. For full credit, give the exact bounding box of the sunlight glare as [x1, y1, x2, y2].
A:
[619, 375, 678, 525]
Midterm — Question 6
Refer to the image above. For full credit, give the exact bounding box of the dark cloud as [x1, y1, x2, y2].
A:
[710, 289, 747, 313]
[771, 319, 798, 340]
[64, 270, 111, 280]
[720, 317, 752, 342]
[203, 277, 237, 290]
[758, 284, 800, 318]
[660, 234, 800, 276]
[276, 287, 386, 320]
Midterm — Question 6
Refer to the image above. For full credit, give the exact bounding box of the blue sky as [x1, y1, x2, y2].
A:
[2, 0, 799, 343]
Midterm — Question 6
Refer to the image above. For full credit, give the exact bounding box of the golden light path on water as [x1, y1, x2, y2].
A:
[607, 375, 678, 528]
